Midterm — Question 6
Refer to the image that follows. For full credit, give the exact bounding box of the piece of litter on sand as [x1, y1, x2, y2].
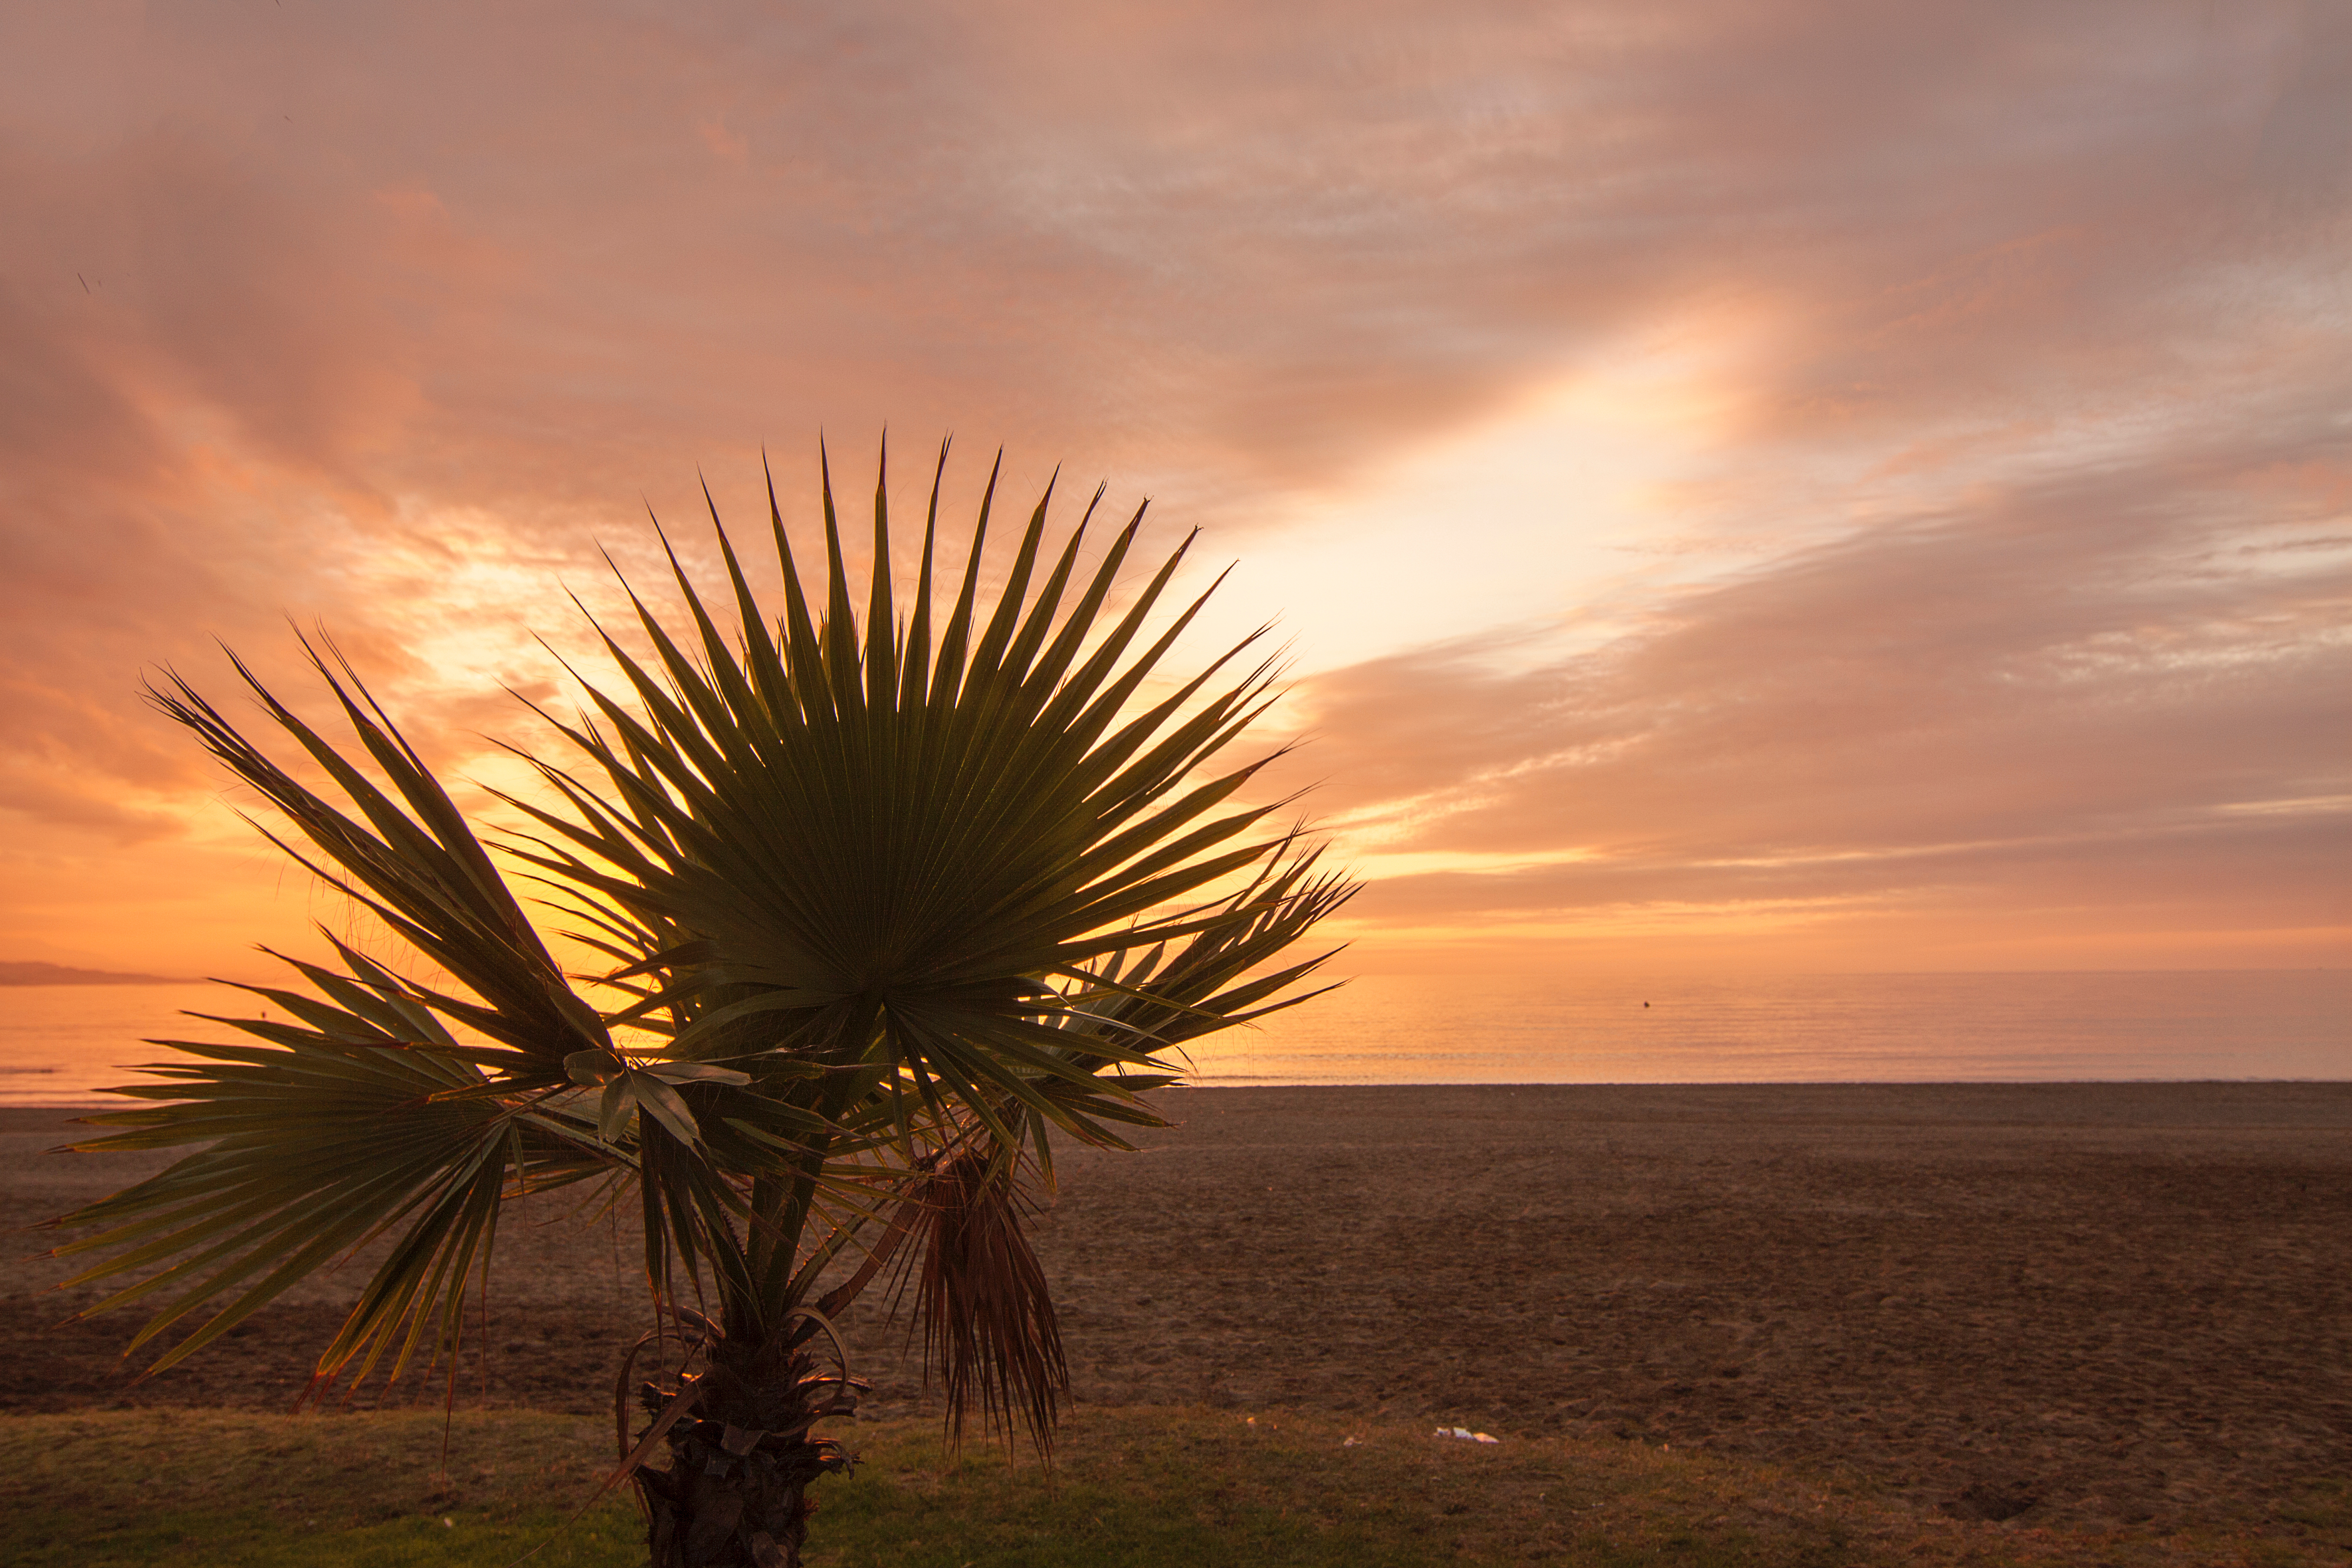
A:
[1435, 1426, 1501, 1444]
[1343, 1436, 1361, 1447]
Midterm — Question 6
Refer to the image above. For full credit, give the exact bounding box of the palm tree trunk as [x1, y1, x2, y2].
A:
[635, 1337, 857, 1568]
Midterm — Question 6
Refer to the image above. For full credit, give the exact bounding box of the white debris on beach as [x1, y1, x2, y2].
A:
[1435, 1426, 1500, 1443]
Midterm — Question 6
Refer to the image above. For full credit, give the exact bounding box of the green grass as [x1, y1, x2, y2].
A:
[1, 1407, 2335, 1566]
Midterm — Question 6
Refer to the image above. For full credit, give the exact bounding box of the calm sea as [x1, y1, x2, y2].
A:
[1, 971, 2343, 1108]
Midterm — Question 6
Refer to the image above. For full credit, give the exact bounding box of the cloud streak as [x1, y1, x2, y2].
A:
[1283, 410, 2350, 965]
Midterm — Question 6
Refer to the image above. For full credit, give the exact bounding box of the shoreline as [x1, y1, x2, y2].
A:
[8, 1072, 2350, 1120]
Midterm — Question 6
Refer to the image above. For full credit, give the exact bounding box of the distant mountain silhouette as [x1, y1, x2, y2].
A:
[0, 961, 191, 986]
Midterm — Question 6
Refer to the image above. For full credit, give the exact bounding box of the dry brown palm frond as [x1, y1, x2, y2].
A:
[901, 1149, 1066, 1456]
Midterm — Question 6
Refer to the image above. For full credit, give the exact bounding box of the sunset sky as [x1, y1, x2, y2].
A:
[3, 2, 2346, 982]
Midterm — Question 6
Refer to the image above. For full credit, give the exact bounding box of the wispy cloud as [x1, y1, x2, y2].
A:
[1280, 412, 2350, 965]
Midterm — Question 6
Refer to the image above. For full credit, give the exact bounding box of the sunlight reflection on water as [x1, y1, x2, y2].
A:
[1, 970, 2343, 1107]
[1172, 970, 2350, 1085]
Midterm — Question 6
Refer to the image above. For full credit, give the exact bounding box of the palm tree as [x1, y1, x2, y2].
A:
[44, 443, 1353, 1568]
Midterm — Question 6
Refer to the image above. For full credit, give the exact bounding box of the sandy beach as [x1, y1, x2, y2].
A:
[7, 1082, 2348, 1534]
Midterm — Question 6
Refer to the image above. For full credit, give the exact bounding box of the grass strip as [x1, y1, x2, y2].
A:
[4, 1406, 2342, 1566]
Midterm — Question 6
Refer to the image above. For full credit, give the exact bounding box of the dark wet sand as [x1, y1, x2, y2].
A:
[7, 1081, 2349, 1532]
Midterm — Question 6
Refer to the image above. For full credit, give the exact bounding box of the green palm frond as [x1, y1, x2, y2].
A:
[152, 644, 613, 1075]
[499, 443, 1334, 1154]
[50, 952, 603, 1392]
